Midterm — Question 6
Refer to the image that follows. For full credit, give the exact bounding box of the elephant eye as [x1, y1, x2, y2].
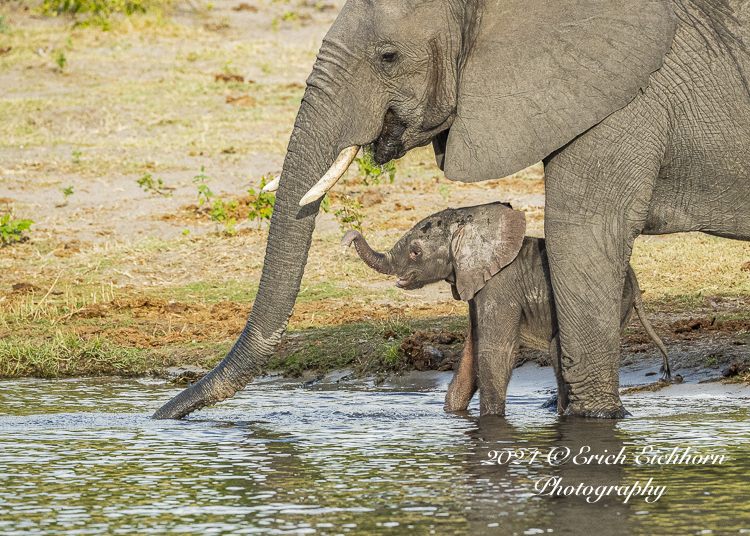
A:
[410, 244, 422, 260]
[381, 51, 397, 63]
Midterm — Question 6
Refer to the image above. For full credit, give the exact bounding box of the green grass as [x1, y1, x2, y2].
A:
[0, 332, 149, 378]
[268, 315, 468, 377]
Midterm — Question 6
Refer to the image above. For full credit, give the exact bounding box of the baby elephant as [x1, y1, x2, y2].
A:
[342, 202, 670, 416]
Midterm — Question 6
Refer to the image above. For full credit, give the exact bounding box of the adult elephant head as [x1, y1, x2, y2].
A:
[153, 0, 676, 419]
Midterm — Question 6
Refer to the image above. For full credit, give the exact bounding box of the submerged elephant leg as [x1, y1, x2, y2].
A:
[445, 301, 479, 412]
[476, 298, 522, 417]
[543, 96, 667, 418]
[546, 334, 569, 415]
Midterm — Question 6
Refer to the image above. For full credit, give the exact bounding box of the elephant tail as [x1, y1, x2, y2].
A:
[628, 267, 671, 381]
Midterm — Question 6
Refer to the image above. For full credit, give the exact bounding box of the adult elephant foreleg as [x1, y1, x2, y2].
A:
[543, 101, 666, 418]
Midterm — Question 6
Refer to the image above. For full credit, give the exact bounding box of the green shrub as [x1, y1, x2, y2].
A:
[334, 196, 365, 232]
[354, 148, 396, 186]
[246, 175, 276, 229]
[42, 0, 172, 24]
[0, 215, 34, 246]
[136, 173, 172, 197]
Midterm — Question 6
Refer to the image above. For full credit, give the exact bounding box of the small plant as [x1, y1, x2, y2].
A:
[223, 218, 237, 236]
[193, 167, 214, 205]
[209, 198, 238, 222]
[354, 148, 396, 186]
[61, 186, 75, 198]
[282, 10, 298, 20]
[197, 184, 214, 205]
[181, 228, 191, 236]
[0, 214, 34, 246]
[705, 354, 720, 367]
[270, 16, 278, 33]
[334, 196, 365, 232]
[439, 184, 451, 202]
[136, 174, 172, 197]
[71, 150, 81, 163]
[0, 15, 11, 35]
[221, 61, 236, 74]
[193, 165, 211, 184]
[55, 51, 67, 70]
[246, 175, 276, 229]
[320, 194, 330, 213]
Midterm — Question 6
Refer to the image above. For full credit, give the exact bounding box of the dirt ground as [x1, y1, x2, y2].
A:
[1, 0, 750, 383]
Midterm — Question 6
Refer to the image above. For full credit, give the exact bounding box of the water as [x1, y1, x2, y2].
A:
[1, 365, 749, 535]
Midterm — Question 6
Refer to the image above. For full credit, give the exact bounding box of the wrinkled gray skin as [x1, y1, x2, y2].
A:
[342, 203, 671, 416]
[153, 0, 750, 419]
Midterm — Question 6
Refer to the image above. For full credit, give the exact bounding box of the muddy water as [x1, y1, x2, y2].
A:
[0, 366, 749, 535]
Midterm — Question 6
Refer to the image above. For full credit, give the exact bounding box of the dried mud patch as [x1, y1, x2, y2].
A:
[398, 329, 466, 371]
[669, 316, 750, 338]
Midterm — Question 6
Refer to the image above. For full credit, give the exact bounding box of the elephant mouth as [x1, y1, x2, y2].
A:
[372, 109, 408, 165]
[396, 274, 422, 290]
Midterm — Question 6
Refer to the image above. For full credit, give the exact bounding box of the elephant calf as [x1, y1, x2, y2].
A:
[342, 202, 670, 416]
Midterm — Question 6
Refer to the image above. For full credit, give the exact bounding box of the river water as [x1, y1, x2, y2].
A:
[0, 365, 748, 535]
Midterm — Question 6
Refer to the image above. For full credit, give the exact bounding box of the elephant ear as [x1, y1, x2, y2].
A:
[450, 203, 526, 301]
[442, 0, 676, 181]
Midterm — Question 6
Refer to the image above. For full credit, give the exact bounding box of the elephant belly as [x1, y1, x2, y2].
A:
[517, 293, 557, 352]
[642, 18, 750, 241]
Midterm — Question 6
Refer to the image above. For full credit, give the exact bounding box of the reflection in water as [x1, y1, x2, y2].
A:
[0, 370, 748, 535]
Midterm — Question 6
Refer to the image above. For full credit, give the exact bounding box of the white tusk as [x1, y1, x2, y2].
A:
[261, 176, 280, 193]
[299, 145, 360, 206]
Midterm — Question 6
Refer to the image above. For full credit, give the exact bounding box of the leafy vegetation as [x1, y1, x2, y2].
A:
[55, 51, 68, 70]
[334, 196, 365, 232]
[136, 173, 172, 197]
[61, 185, 75, 198]
[0, 215, 34, 246]
[193, 167, 215, 205]
[246, 174, 276, 229]
[42, 0, 170, 22]
[354, 148, 397, 186]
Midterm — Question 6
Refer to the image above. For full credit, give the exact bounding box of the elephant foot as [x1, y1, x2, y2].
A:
[563, 405, 631, 419]
[541, 395, 558, 411]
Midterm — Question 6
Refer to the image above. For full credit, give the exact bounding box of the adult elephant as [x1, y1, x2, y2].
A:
[154, 0, 750, 419]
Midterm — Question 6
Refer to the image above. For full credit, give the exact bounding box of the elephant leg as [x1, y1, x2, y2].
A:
[547, 334, 569, 415]
[476, 300, 522, 417]
[543, 102, 666, 418]
[444, 301, 479, 411]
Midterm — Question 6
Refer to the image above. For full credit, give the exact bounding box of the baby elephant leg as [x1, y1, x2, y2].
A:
[477, 302, 522, 417]
[445, 302, 478, 411]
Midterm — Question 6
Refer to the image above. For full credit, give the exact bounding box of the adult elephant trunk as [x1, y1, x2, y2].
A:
[153, 63, 379, 419]
[341, 230, 394, 275]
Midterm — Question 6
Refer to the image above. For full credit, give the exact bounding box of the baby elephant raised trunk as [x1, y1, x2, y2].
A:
[341, 230, 394, 275]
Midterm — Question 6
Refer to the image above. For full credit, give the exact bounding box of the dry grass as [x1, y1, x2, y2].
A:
[632, 234, 750, 300]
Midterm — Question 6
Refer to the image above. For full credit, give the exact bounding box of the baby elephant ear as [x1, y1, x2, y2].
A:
[450, 203, 526, 301]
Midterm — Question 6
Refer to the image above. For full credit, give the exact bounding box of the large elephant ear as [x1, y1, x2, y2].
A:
[442, 0, 676, 182]
[450, 203, 526, 301]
